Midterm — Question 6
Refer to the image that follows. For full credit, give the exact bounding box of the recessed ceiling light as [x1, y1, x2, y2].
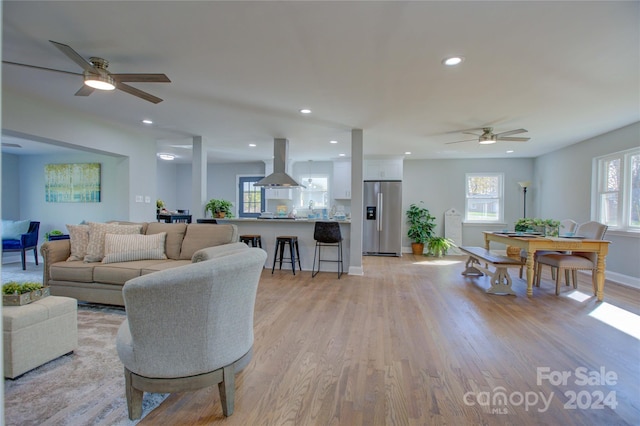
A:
[158, 153, 175, 161]
[506, 150, 514, 154]
[300, 108, 312, 114]
[339, 153, 346, 157]
[142, 119, 153, 124]
[442, 56, 464, 66]
[249, 143, 256, 147]
[404, 151, 412, 155]
[330, 140, 338, 144]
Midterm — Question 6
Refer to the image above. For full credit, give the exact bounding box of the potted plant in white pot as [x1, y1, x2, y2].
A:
[406, 202, 436, 255]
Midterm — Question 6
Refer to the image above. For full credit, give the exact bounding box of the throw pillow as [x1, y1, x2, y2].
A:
[1, 220, 31, 240]
[102, 232, 167, 264]
[66, 224, 90, 261]
[84, 222, 143, 262]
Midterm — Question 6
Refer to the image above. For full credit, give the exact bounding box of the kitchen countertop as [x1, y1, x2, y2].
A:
[215, 217, 351, 272]
[219, 218, 351, 224]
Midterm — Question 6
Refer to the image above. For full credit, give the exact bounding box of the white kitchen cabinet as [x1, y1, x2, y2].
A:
[364, 158, 403, 180]
[265, 188, 292, 200]
[333, 160, 351, 199]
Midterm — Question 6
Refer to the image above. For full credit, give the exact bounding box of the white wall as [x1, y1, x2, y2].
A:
[160, 162, 265, 219]
[535, 122, 640, 279]
[156, 160, 179, 212]
[6, 152, 128, 238]
[403, 158, 535, 248]
[2, 89, 158, 222]
[1, 153, 20, 219]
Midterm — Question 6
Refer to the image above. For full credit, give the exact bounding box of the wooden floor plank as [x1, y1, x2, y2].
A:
[140, 255, 640, 425]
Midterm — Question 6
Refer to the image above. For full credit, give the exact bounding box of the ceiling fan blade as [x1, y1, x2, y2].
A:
[2, 60, 82, 76]
[461, 131, 482, 136]
[495, 128, 527, 137]
[112, 73, 171, 83]
[445, 138, 477, 145]
[497, 136, 530, 142]
[116, 82, 163, 104]
[49, 40, 97, 74]
[75, 85, 95, 96]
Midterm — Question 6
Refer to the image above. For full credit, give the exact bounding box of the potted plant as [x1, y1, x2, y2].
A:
[514, 218, 560, 236]
[406, 202, 436, 255]
[205, 199, 234, 218]
[428, 236, 455, 257]
[45, 229, 64, 241]
[156, 199, 165, 214]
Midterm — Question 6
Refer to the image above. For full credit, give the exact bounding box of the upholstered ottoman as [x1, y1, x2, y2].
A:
[3, 296, 78, 379]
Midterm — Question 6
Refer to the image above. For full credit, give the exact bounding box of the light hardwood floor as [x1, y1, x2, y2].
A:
[140, 255, 640, 425]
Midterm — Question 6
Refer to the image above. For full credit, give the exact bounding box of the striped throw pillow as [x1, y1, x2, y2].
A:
[102, 232, 167, 264]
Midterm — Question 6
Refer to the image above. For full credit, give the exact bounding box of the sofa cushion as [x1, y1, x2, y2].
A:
[179, 224, 238, 260]
[145, 222, 187, 260]
[141, 260, 191, 275]
[66, 224, 90, 261]
[84, 223, 143, 262]
[1, 220, 30, 240]
[93, 259, 173, 285]
[50, 261, 96, 283]
[102, 232, 167, 264]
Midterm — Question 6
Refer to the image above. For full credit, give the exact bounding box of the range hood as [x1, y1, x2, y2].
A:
[254, 138, 304, 187]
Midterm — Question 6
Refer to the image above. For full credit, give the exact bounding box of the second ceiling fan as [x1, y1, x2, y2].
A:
[446, 127, 530, 145]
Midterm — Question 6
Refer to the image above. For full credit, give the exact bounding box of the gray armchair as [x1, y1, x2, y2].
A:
[116, 247, 267, 420]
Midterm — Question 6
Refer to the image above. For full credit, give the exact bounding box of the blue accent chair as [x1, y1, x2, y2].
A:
[2, 221, 40, 270]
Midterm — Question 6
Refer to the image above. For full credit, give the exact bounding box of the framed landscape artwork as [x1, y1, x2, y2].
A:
[45, 163, 101, 203]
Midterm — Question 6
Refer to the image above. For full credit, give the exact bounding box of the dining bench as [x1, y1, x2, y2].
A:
[459, 246, 525, 295]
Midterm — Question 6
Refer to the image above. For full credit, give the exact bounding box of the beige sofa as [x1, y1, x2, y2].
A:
[40, 222, 240, 306]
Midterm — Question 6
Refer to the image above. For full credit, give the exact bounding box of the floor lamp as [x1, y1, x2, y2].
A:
[518, 181, 531, 217]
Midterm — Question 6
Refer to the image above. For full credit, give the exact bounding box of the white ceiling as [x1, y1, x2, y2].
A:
[2, 1, 639, 164]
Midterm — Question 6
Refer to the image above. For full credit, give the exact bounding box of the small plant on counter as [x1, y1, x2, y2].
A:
[205, 199, 234, 218]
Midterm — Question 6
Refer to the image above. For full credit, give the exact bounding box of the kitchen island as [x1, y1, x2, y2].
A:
[216, 218, 351, 274]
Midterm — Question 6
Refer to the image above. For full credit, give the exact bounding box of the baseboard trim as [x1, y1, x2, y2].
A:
[579, 270, 640, 290]
[348, 266, 364, 276]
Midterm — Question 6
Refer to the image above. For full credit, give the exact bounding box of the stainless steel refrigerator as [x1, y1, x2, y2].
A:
[363, 180, 402, 256]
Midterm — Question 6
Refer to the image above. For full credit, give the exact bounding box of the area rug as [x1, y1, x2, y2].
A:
[3, 304, 168, 425]
[1, 257, 44, 284]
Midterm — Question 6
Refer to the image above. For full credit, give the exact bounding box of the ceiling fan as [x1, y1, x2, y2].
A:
[2, 40, 170, 104]
[445, 127, 530, 145]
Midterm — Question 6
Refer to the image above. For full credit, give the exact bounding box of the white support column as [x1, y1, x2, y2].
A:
[349, 129, 364, 275]
[191, 136, 207, 220]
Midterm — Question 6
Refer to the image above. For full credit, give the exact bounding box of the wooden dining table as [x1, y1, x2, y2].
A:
[483, 231, 611, 301]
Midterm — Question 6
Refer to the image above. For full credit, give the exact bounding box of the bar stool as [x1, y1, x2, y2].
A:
[312, 222, 343, 278]
[272, 236, 301, 275]
[240, 234, 262, 248]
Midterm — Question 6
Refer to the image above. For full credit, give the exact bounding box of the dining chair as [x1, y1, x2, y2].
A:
[519, 219, 578, 280]
[534, 221, 607, 295]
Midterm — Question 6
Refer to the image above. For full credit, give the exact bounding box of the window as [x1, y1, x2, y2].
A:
[465, 173, 504, 222]
[238, 176, 265, 218]
[298, 175, 329, 209]
[594, 148, 640, 231]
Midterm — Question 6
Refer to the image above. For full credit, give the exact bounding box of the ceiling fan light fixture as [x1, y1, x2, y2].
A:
[479, 136, 497, 144]
[84, 73, 116, 91]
